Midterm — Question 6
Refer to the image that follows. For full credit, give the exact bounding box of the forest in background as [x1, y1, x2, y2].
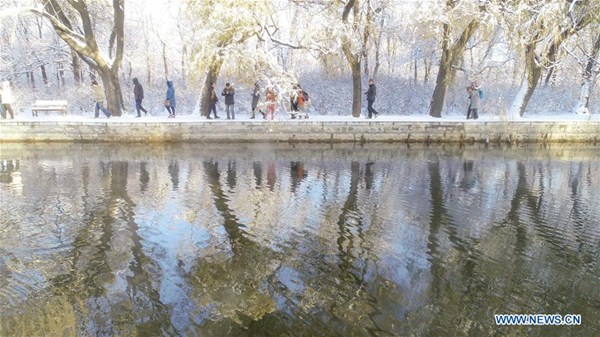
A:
[0, 0, 599, 118]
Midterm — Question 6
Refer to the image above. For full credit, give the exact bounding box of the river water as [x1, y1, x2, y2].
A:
[0, 143, 598, 337]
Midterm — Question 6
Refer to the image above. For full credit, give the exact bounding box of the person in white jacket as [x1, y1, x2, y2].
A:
[1, 81, 15, 119]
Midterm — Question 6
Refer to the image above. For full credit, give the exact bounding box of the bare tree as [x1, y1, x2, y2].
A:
[28, 0, 126, 116]
[508, 0, 597, 117]
[339, 0, 376, 118]
[572, 33, 600, 114]
[427, 0, 483, 118]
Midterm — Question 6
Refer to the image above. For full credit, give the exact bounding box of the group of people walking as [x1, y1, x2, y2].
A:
[90, 78, 172, 119]
[2, 76, 484, 120]
[93, 78, 297, 120]
[201, 80, 311, 120]
[206, 82, 237, 119]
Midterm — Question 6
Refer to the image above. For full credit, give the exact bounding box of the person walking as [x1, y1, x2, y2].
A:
[297, 84, 309, 119]
[165, 80, 176, 118]
[466, 82, 480, 120]
[133, 78, 148, 117]
[206, 82, 220, 119]
[290, 84, 300, 119]
[364, 79, 378, 119]
[1, 81, 15, 119]
[92, 80, 110, 118]
[266, 86, 277, 120]
[221, 83, 235, 119]
[251, 81, 260, 119]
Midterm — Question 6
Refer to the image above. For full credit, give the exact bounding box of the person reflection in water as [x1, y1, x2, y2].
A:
[364, 162, 374, 191]
[460, 160, 476, 190]
[168, 161, 179, 191]
[290, 161, 308, 193]
[267, 162, 276, 192]
[139, 162, 149, 192]
[227, 161, 237, 189]
[0, 159, 19, 184]
[253, 161, 263, 188]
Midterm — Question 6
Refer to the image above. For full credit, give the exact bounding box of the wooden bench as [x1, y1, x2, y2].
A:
[31, 100, 68, 116]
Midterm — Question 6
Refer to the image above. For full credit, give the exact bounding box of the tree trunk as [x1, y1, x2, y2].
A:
[428, 20, 479, 118]
[340, 0, 363, 118]
[200, 58, 224, 117]
[428, 52, 451, 118]
[162, 41, 169, 79]
[574, 34, 600, 114]
[362, 0, 372, 78]
[146, 53, 152, 85]
[342, 41, 362, 118]
[351, 60, 362, 118]
[98, 66, 124, 117]
[387, 36, 394, 74]
[40, 65, 48, 85]
[509, 44, 542, 118]
[372, 13, 384, 79]
[71, 50, 81, 84]
[27, 72, 35, 88]
[428, 24, 451, 118]
[414, 59, 418, 83]
[181, 45, 187, 86]
[58, 62, 66, 86]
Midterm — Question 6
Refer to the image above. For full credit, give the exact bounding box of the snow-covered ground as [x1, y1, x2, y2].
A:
[5, 74, 598, 124]
[3, 111, 598, 123]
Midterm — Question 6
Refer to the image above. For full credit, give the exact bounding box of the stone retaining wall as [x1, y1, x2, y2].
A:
[1, 120, 599, 143]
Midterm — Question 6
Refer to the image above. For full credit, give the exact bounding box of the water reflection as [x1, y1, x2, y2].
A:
[253, 161, 262, 188]
[140, 162, 149, 193]
[0, 143, 599, 336]
[168, 161, 179, 191]
[290, 161, 307, 193]
[0, 159, 19, 185]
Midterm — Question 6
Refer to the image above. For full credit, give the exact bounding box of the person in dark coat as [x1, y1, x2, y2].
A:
[165, 80, 176, 118]
[206, 82, 219, 119]
[133, 78, 148, 117]
[364, 79, 378, 119]
[466, 82, 480, 120]
[221, 83, 235, 119]
[251, 82, 260, 119]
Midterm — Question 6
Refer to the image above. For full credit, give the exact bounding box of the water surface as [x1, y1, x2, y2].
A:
[0, 143, 599, 336]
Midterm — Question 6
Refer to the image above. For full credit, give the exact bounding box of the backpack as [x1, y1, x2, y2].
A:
[297, 91, 305, 105]
[478, 89, 484, 99]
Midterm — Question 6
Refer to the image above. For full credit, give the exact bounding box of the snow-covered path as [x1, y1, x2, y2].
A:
[3, 112, 599, 123]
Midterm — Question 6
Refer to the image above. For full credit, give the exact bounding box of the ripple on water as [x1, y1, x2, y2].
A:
[0, 144, 599, 337]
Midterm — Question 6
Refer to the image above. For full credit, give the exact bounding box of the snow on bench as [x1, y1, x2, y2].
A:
[31, 100, 68, 117]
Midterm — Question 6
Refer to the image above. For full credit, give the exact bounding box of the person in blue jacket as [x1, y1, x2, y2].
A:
[165, 80, 176, 118]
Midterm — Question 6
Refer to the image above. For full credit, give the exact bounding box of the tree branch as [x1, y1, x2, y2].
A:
[259, 22, 306, 50]
[342, 0, 355, 22]
[25, 8, 90, 56]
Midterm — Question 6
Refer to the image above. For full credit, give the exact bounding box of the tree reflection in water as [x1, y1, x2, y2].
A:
[0, 144, 598, 337]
